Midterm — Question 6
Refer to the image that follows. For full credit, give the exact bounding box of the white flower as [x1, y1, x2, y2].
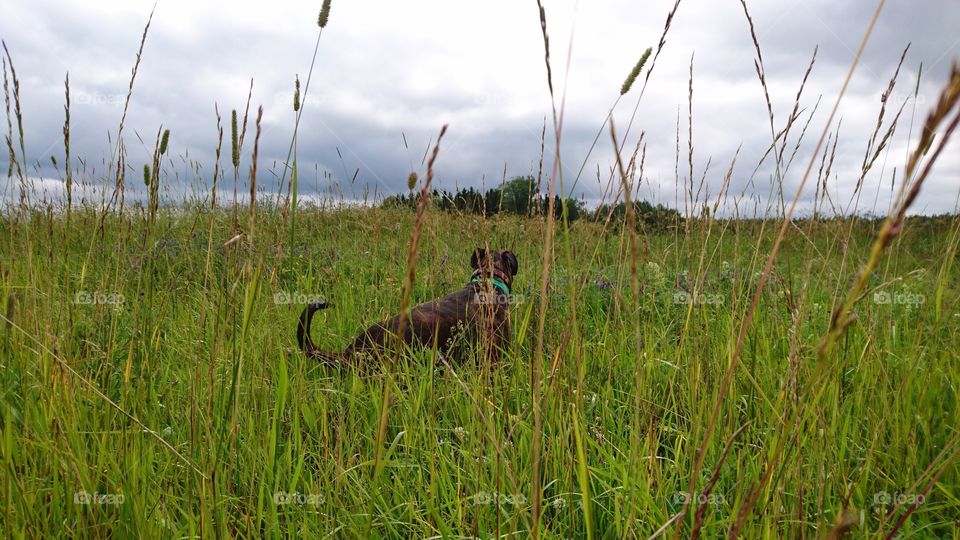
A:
[645, 261, 666, 287]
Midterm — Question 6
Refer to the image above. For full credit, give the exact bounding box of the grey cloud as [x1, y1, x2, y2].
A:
[1, 0, 958, 215]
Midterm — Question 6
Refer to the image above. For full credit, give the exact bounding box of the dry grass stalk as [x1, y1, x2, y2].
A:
[535, 0, 553, 98]
[280, 2, 332, 218]
[686, 53, 694, 221]
[211, 105, 223, 210]
[779, 47, 818, 166]
[677, 1, 888, 536]
[844, 45, 910, 213]
[819, 63, 960, 360]
[231, 79, 253, 229]
[231, 108, 239, 225]
[397, 124, 447, 344]
[365, 124, 447, 537]
[2, 56, 13, 182]
[609, 121, 648, 537]
[238, 78, 253, 153]
[63, 73, 72, 218]
[574, 0, 683, 199]
[738, 0, 788, 214]
[109, 7, 154, 214]
[2, 42, 26, 216]
[530, 3, 560, 534]
[248, 105, 263, 240]
[618, 0, 682, 153]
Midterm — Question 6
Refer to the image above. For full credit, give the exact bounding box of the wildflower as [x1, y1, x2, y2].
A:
[719, 260, 733, 281]
[645, 261, 666, 288]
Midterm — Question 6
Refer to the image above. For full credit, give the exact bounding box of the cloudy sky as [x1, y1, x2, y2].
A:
[1, 0, 958, 215]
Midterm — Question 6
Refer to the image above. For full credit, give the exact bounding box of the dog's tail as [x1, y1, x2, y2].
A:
[297, 301, 343, 363]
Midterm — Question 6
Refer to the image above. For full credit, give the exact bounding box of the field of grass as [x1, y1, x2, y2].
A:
[3, 0, 960, 536]
[2, 203, 959, 537]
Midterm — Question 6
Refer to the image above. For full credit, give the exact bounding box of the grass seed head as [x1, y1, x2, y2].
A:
[293, 76, 301, 112]
[231, 109, 239, 167]
[407, 172, 418, 191]
[318, 0, 331, 28]
[143, 164, 150, 186]
[159, 129, 170, 155]
[621, 47, 652, 95]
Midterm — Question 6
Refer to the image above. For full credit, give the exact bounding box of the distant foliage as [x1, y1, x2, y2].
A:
[382, 175, 679, 230]
[595, 200, 683, 232]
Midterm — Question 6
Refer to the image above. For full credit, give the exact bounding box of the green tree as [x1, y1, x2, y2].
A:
[501, 176, 537, 216]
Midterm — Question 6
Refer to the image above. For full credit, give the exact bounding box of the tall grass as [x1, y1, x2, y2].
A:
[1, 1, 960, 538]
[3, 205, 959, 537]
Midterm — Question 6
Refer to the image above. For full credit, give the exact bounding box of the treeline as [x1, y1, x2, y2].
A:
[594, 199, 683, 231]
[382, 176, 682, 230]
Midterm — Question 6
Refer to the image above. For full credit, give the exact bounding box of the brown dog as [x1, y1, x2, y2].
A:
[297, 248, 518, 367]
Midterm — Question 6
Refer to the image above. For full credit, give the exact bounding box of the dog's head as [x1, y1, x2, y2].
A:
[471, 248, 518, 286]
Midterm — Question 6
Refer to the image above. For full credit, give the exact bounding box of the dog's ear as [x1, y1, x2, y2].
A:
[504, 251, 518, 276]
[471, 247, 487, 269]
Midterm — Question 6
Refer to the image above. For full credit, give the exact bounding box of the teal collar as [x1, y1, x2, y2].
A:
[471, 276, 510, 295]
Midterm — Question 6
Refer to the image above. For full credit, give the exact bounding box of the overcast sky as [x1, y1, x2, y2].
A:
[1, 0, 958, 215]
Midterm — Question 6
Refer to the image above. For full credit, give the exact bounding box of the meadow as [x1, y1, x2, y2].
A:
[2, 203, 959, 537]
[3, 0, 960, 537]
